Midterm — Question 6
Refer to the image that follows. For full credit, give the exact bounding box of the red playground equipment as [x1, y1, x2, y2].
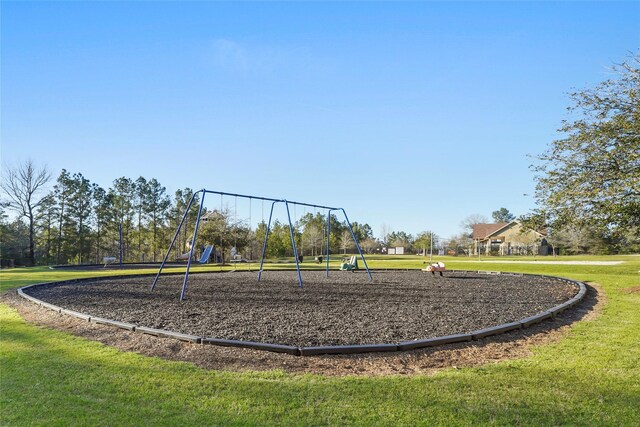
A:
[423, 262, 446, 276]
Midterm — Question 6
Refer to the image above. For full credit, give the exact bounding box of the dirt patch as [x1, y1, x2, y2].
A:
[2, 273, 603, 377]
[621, 286, 640, 294]
[22, 271, 576, 347]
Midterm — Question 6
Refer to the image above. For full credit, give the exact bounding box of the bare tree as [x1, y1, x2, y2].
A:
[360, 238, 381, 254]
[460, 213, 489, 235]
[1, 160, 52, 265]
[339, 229, 352, 254]
[302, 223, 323, 256]
[379, 223, 393, 247]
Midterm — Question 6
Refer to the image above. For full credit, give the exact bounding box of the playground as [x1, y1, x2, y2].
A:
[22, 270, 578, 349]
[18, 189, 588, 357]
[1, 188, 636, 423]
[2, 255, 638, 425]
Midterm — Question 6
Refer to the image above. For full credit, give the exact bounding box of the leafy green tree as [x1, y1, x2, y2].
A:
[414, 231, 438, 256]
[108, 177, 136, 262]
[492, 208, 515, 223]
[255, 219, 291, 258]
[167, 188, 199, 259]
[34, 194, 57, 264]
[0, 217, 30, 265]
[529, 52, 640, 239]
[63, 173, 93, 263]
[134, 177, 148, 259]
[52, 169, 73, 263]
[387, 231, 413, 249]
[613, 226, 640, 254]
[297, 212, 345, 255]
[350, 222, 373, 244]
[144, 179, 171, 261]
[549, 225, 610, 255]
[92, 185, 113, 263]
[446, 233, 474, 256]
[254, 221, 268, 258]
[326, 213, 345, 254]
[199, 207, 250, 261]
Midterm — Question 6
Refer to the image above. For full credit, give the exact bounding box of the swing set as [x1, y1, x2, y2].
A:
[151, 189, 372, 301]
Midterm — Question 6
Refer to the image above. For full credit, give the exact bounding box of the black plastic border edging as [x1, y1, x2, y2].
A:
[202, 338, 300, 355]
[16, 270, 588, 357]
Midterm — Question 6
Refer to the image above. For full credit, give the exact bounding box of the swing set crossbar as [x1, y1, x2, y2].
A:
[200, 189, 340, 211]
[151, 188, 372, 301]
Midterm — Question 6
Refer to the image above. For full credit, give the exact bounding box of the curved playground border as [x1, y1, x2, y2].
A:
[17, 270, 587, 356]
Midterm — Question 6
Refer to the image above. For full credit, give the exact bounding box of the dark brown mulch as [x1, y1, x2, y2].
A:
[24, 270, 576, 347]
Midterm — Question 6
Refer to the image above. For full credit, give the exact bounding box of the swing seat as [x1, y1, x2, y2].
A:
[176, 252, 191, 261]
[339, 255, 358, 271]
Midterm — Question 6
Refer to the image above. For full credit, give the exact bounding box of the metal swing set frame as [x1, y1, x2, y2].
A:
[151, 189, 372, 301]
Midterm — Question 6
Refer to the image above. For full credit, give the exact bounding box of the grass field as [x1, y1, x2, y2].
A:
[1, 255, 639, 425]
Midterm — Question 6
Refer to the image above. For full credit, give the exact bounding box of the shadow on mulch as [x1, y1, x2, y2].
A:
[2, 283, 603, 377]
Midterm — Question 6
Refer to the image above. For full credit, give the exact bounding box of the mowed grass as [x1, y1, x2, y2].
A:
[1, 256, 639, 425]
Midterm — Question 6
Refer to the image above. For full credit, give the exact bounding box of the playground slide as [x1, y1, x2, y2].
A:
[199, 246, 213, 264]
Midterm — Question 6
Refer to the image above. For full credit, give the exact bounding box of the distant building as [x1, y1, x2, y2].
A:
[199, 210, 222, 222]
[472, 221, 549, 256]
[387, 247, 405, 255]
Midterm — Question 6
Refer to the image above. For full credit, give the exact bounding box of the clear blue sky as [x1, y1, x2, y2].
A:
[2, 2, 639, 240]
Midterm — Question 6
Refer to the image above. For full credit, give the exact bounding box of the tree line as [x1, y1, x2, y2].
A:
[0, 168, 380, 266]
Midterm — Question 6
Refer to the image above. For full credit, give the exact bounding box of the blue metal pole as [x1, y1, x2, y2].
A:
[341, 208, 373, 281]
[285, 201, 303, 288]
[257, 200, 278, 282]
[326, 210, 332, 277]
[151, 191, 197, 291]
[180, 190, 207, 301]
[200, 189, 339, 211]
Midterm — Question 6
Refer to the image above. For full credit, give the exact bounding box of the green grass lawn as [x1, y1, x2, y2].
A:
[1, 255, 639, 426]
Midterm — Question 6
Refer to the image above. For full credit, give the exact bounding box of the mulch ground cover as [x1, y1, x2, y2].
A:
[24, 270, 577, 347]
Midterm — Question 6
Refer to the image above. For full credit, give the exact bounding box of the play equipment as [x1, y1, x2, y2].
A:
[340, 255, 359, 271]
[177, 245, 214, 263]
[176, 244, 214, 263]
[176, 240, 193, 261]
[102, 256, 117, 268]
[151, 188, 373, 301]
[423, 261, 446, 276]
[177, 252, 191, 261]
[199, 245, 213, 263]
[229, 246, 247, 263]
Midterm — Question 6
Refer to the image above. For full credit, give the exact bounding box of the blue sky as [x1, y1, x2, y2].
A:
[2, 2, 639, 239]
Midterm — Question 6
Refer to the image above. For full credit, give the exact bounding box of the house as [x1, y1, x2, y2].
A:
[471, 221, 549, 256]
